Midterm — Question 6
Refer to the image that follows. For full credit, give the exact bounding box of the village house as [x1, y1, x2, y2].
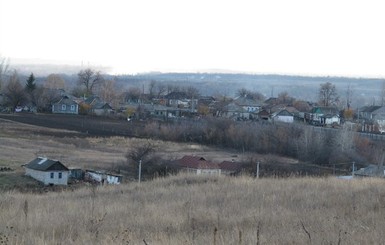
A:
[306, 106, 340, 126]
[271, 109, 294, 123]
[358, 106, 385, 133]
[165, 91, 198, 110]
[23, 157, 69, 185]
[52, 96, 79, 114]
[233, 96, 262, 114]
[257, 109, 270, 121]
[175, 155, 221, 175]
[83, 96, 113, 115]
[221, 102, 250, 120]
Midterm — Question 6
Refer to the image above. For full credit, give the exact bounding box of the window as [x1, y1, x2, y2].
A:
[50, 172, 54, 179]
[70, 105, 75, 111]
[62, 105, 66, 110]
[58, 172, 62, 179]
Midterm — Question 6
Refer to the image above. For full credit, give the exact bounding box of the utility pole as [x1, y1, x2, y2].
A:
[257, 162, 260, 178]
[352, 161, 355, 177]
[256, 161, 260, 179]
[138, 159, 142, 183]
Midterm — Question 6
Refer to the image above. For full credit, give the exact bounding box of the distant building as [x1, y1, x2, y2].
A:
[52, 96, 79, 114]
[271, 109, 294, 123]
[83, 96, 113, 115]
[219, 160, 243, 175]
[24, 157, 69, 185]
[175, 155, 221, 175]
[85, 169, 122, 184]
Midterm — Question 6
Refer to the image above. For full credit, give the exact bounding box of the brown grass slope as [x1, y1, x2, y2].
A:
[1, 175, 385, 244]
[0, 118, 264, 178]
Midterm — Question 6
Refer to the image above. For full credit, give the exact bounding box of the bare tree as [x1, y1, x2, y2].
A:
[236, 88, 249, 97]
[4, 70, 27, 110]
[95, 79, 118, 104]
[156, 83, 166, 98]
[381, 81, 385, 106]
[236, 88, 265, 101]
[346, 83, 353, 109]
[319, 82, 338, 107]
[77, 68, 103, 96]
[125, 142, 156, 175]
[148, 80, 156, 97]
[44, 74, 66, 90]
[167, 84, 180, 94]
[0, 56, 10, 91]
[185, 86, 200, 98]
[125, 87, 142, 103]
[32, 86, 61, 112]
[277, 91, 295, 104]
[126, 142, 155, 163]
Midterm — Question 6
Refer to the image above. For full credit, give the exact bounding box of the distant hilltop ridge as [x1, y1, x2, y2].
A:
[9, 58, 110, 76]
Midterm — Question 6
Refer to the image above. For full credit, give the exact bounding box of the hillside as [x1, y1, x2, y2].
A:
[1, 175, 385, 244]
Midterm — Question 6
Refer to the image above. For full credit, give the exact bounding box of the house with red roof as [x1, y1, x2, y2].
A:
[175, 155, 221, 175]
[219, 160, 243, 175]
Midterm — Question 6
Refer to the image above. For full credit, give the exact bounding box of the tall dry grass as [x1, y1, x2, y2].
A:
[1, 174, 385, 244]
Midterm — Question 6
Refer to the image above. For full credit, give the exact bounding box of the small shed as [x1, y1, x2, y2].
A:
[24, 157, 69, 185]
[68, 168, 84, 180]
[219, 160, 243, 175]
[85, 169, 122, 184]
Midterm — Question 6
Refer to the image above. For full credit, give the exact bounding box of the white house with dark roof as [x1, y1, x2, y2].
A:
[271, 109, 294, 123]
[24, 157, 69, 185]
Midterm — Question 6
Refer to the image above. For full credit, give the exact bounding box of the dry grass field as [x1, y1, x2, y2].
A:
[0, 117, 248, 172]
[1, 175, 385, 244]
[1, 117, 385, 244]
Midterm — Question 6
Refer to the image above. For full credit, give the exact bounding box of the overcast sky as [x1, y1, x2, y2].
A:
[1, 0, 385, 77]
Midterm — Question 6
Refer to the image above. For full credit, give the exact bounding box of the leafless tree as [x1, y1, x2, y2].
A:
[346, 83, 353, 109]
[156, 83, 167, 98]
[32, 86, 62, 112]
[236, 88, 265, 101]
[94, 79, 118, 105]
[167, 84, 180, 94]
[44, 74, 66, 90]
[381, 81, 385, 106]
[0, 56, 10, 91]
[125, 142, 156, 171]
[77, 68, 104, 96]
[277, 91, 295, 104]
[319, 82, 338, 107]
[4, 70, 27, 110]
[148, 80, 156, 97]
[185, 86, 200, 99]
[126, 142, 155, 162]
[125, 87, 142, 103]
[237, 88, 249, 97]
[293, 100, 311, 112]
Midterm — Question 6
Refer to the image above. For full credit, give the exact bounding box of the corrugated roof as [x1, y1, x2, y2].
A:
[24, 157, 69, 171]
[219, 161, 242, 172]
[53, 96, 78, 106]
[177, 155, 220, 169]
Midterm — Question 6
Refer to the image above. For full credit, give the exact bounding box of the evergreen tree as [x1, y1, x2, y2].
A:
[25, 73, 36, 92]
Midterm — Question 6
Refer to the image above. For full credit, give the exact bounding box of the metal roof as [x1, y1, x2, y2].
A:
[24, 157, 69, 171]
